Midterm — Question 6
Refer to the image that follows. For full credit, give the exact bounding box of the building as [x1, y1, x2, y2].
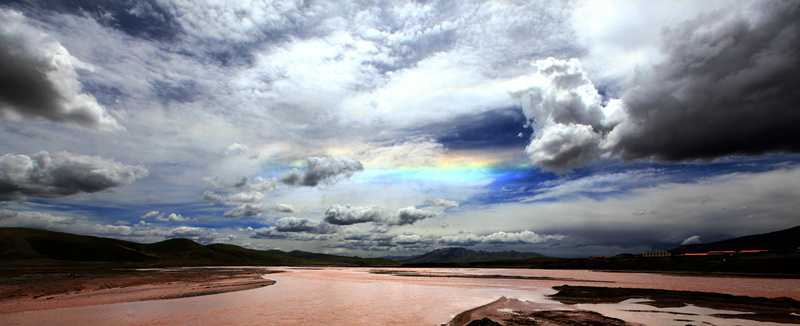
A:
[643, 250, 671, 257]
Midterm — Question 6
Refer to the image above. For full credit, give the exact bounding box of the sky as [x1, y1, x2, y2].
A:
[1, 0, 799, 258]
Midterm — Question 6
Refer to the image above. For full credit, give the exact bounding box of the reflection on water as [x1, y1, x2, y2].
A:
[3, 268, 798, 326]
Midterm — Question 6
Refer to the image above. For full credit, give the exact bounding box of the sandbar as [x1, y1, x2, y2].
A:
[0, 267, 278, 314]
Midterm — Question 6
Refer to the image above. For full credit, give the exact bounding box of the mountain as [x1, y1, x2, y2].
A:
[670, 225, 800, 255]
[405, 247, 544, 263]
[0, 227, 397, 267]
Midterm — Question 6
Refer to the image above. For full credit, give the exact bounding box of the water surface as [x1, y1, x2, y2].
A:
[4, 267, 797, 325]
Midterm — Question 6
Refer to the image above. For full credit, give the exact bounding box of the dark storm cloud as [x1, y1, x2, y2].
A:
[513, 2, 800, 171]
[0, 34, 61, 120]
[0, 151, 148, 201]
[613, 1, 800, 161]
[3, 0, 181, 41]
[280, 157, 364, 187]
[0, 10, 121, 130]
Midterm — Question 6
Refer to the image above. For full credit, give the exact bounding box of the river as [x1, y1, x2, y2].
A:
[3, 267, 798, 325]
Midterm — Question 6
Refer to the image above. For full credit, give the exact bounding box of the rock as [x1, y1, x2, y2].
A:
[465, 318, 502, 326]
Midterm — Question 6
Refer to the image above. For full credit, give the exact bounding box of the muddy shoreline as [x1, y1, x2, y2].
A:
[0, 267, 278, 314]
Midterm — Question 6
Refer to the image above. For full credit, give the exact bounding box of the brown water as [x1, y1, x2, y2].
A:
[3, 268, 798, 325]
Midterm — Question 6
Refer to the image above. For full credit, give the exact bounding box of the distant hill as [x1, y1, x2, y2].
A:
[0, 227, 397, 267]
[405, 247, 544, 263]
[670, 225, 800, 255]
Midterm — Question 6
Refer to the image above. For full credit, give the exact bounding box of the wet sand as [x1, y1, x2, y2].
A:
[0, 267, 277, 314]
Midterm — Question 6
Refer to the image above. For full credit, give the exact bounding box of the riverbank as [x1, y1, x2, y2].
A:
[0, 267, 278, 314]
[447, 285, 800, 326]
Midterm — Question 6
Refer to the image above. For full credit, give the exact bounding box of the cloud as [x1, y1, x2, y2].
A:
[203, 187, 293, 218]
[224, 142, 249, 156]
[202, 175, 278, 192]
[610, 1, 800, 162]
[439, 230, 565, 246]
[140, 210, 195, 222]
[510, 57, 624, 172]
[450, 163, 800, 256]
[391, 206, 439, 226]
[201, 175, 281, 219]
[0, 9, 120, 130]
[222, 191, 265, 204]
[438, 232, 483, 246]
[0, 209, 76, 229]
[0, 210, 160, 240]
[280, 156, 364, 187]
[512, 3, 800, 171]
[166, 226, 232, 244]
[275, 216, 323, 233]
[156, 213, 193, 222]
[249, 226, 288, 239]
[391, 233, 433, 245]
[248, 217, 337, 240]
[681, 235, 703, 246]
[424, 197, 459, 208]
[151, 79, 202, 105]
[249, 225, 334, 241]
[482, 230, 565, 245]
[223, 202, 296, 218]
[323, 204, 384, 225]
[201, 191, 226, 203]
[222, 203, 269, 218]
[522, 168, 666, 202]
[357, 138, 446, 169]
[320, 203, 440, 226]
[141, 210, 161, 219]
[0, 151, 148, 201]
[273, 203, 294, 213]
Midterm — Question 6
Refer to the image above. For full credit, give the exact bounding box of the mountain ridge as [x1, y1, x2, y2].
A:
[669, 225, 800, 255]
[405, 247, 544, 263]
[0, 227, 396, 267]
